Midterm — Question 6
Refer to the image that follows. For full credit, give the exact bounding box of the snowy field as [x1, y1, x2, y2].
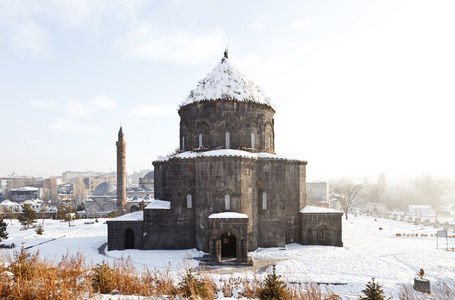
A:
[1, 215, 454, 299]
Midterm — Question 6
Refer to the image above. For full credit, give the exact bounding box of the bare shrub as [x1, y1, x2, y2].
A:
[1, 247, 92, 300]
[179, 268, 215, 299]
[433, 282, 455, 300]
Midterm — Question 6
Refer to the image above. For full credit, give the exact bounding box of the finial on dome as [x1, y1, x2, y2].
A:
[224, 48, 228, 59]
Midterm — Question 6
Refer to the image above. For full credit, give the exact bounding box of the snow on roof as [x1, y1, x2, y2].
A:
[208, 212, 248, 219]
[408, 205, 432, 209]
[300, 206, 342, 214]
[145, 199, 171, 210]
[180, 55, 271, 107]
[127, 196, 154, 203]
[23, 199, 43, 204]
[156, 149, 301, 162]
[0, 200, 19, 206]
[11, 186, 39, 192]
[108, 211, 144, 222]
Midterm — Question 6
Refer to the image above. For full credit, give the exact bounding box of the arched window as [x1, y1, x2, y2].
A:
[262, 192, 267, 210]
[225, 194, 230, 211]
[251, 133, 255, 149]
[225, 132, 230, 149]
[268, 136, 271, 150]
[199, 133, 202, 148]
[319, 227, 325, 239]
[181, 137, 185, 151]
[187, 194, 192, 208]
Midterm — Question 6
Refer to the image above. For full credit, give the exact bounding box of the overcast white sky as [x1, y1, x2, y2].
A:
[1, 0, 454, 184]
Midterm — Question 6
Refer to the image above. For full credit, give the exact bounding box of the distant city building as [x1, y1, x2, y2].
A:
[85, 181, 117, 216]
[10, 186, 39, 202]
[22, 199, 44, 212]
[129, 170, 152, 185]
[139, 171, 154, 189]
[5, 177, 41, 200]
[0, 199, 21, 212]
[85, 181, 153, 217]
[88, 175, 116, 194]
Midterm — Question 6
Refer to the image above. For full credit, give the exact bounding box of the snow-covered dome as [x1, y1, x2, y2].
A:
[181, 51, 271, 107]
[93, 181, 117, 196]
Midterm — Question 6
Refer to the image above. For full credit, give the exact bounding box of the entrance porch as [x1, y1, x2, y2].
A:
[208, 212, 251, 265]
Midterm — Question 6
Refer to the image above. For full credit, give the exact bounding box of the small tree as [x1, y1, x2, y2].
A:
[35, 224, 44, 235]
[18, 204, 37, 230]
[332, 182, 363, 220]
[179, 269, 210, 298]
[76, 202, 85, 212]
[106, 211, 118, 218]
[258, 264, 289, 300]
[138, 200, 146, 210]
[0, 217, 8, 241]
[6, 209, 16, 225]
[360, 278, 387, 300]
[57, 202, 75, 226]
[91, 261, 114, 294]
[10, 243, 39, 280]
[412, 173, 452, 220]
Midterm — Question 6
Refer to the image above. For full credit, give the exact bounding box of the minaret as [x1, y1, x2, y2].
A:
[116, 126, 126, 215]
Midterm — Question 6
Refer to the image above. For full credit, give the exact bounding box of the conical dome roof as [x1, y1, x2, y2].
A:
[181, 53, 271, 107]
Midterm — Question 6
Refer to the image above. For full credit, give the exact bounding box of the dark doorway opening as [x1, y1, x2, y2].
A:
[221, 232, 236, 258]
[317, 226, 328, 245]
[125, 229, 135, 249]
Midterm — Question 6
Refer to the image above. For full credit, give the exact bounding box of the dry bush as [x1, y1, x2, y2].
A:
[433, 282, 455, 300]
[178, 268, 216, 299]
[0, 248, 353, 300]
[399, 283, 425, 300]
[0, 247, 92, 300]
[143, 267, 179, 297]
[399, 281, 454, 300]
[236, 276, 262, 298]
[296, 282, 340, 300]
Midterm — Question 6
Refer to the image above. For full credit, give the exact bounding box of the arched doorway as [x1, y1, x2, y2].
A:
[317, 225, 328, 245]
[221, 232, 236, 258]
[125, 229, 135, 249]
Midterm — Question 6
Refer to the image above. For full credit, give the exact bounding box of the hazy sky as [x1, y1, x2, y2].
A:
[1, 0, 454, 183]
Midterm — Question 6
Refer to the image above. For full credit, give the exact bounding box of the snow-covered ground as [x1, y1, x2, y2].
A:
[1, 215, 454, 299]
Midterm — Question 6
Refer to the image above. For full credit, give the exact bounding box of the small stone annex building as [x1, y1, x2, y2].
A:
[107, 51, 343, 264]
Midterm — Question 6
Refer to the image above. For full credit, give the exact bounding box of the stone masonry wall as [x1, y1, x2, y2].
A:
[142, 208, 194, 249]
[153, 155, 307, 253]
[301, 213, 343, 247]
[193, 157, 246, 253]
[152, 159, 196, 249]
[255, 160, 307, 247]
[107, 220, 144, 250]
[178, 100, 275, 152]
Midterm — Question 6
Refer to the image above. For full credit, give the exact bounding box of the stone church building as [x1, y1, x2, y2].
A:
[107, 51, 343, 264]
